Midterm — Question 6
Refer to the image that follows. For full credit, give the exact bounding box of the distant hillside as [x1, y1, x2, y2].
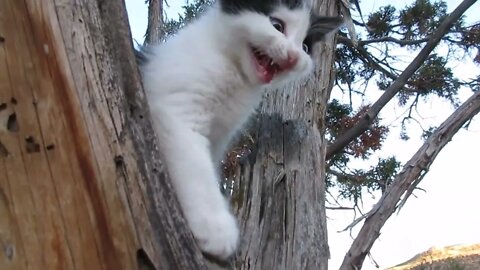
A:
[387, 243, 480, 270]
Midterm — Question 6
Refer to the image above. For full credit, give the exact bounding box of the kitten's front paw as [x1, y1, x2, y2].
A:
[189, 210, 239, 260]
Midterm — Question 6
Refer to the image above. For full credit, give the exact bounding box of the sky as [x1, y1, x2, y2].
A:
[124, 0, 480, 269]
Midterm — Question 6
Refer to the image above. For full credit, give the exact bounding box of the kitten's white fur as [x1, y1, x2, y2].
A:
[141, 3, 321, 259]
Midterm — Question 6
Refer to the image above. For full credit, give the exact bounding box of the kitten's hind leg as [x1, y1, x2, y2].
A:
[152, 113, 239, 259]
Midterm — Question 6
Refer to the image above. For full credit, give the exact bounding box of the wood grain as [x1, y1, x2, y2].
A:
[230, 1, 339, 269]
[0, 0, 207, 269]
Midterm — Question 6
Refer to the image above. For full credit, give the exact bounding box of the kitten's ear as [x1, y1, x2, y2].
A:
[308, 16, 343, 41]
[303, 16, 343, 53]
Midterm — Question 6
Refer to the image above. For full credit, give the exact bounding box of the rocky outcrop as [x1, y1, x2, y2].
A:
[387, 243, 480, 270]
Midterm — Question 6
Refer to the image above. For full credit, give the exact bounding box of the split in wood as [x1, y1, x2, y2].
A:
[136, 249, 156, 270]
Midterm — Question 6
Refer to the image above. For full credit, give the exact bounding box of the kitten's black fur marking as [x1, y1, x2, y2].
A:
[220, 0, 303, 15]
[134, 46, 153, 66]
[303, 16, 343, 53]
[136, 1, 342, 62]
[134, 49, 148, 66]
[218, 0, 343, 55]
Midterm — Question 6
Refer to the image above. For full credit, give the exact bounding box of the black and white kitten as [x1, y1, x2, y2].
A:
[138, 0, 342, 259]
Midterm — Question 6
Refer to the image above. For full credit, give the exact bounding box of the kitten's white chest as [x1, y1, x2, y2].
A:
[208, 79, 262, 159]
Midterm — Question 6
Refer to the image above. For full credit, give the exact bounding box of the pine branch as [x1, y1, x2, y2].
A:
[326, 0, 478, 160]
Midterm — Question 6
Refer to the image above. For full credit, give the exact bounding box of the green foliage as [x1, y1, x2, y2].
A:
[338, 0, 477, 108]
[461, 24, 480, 52]
[399, 0, 448, 39]
[329, 157, 401, 202]
[407, 54, 461, 104]
[367, 5, 396, 38]
[335, 44, 375, 88]
[327, 100, 389, 160]
[326, 99, 353, 136]
[446, 258, 466, 270]
[330, 0, 479, 203]
[326, 100, 397, 203]
[163, 0, 213, 38]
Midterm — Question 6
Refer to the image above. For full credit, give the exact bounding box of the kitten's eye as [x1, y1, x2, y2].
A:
[302, 43, 309, 53]
[270, 17, 285, 33]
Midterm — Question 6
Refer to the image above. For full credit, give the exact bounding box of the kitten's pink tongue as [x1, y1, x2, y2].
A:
[254, 60, 274, 84]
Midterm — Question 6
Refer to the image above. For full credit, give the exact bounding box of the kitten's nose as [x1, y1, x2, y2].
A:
[279, 50, 299, 70]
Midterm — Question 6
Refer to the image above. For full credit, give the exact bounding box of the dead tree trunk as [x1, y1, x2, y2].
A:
[230, 1, 339, 269]
[0, 0, 207, 269]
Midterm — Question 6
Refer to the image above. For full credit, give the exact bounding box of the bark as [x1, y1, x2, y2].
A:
[229, 1, 339, 269]
[340, 89, 480, 270]
[0, 0, 207, 269]
[144, 0, 164, 45]
[326, 0, 478, 160]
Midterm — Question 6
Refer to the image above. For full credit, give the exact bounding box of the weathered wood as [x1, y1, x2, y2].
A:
[145, 0, 164, 45]
[230, 1, 339, 269]
[0, 0, 208, 269]
[339, 89, 480, 270]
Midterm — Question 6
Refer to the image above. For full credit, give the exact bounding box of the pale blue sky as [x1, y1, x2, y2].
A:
[124, 0, 480, 269]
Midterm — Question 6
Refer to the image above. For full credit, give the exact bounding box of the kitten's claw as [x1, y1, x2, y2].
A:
[189, 209, 239, 260]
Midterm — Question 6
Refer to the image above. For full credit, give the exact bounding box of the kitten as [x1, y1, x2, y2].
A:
[137, 0, 342, 259]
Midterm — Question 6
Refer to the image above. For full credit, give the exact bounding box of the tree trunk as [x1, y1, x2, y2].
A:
[144, 0, 164, 45]
[0, 0, 339, 269]
[0, 0, 207, 269]
[231, 1, 339, 269]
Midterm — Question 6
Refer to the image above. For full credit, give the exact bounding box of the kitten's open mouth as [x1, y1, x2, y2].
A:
[251, 47, 295, 84]
[251, 47, 281, 83]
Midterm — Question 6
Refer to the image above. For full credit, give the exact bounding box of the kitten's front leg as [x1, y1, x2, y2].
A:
[152, 113, 239, 259]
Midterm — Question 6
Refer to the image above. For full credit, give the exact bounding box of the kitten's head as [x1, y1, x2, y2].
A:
[219, 0, 342, 86]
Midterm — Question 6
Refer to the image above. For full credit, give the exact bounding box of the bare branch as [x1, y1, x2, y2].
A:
[355, 43, 399, 80]
[339, 37, 421, 96]
[339, 88, 480, 270]
[328, 168, 362, 180]
[327, 0, 478, 160]
[326, 206, 355, 210]
[338, 35, 430, 47]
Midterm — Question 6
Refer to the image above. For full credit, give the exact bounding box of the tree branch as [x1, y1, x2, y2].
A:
[328, 168, 367, 184]
[352, 44, 420, 94]
[326, 206, 355, 210]
[354, 43, 399, 80]
[339, 89, 480, 270]
[338, 35, 430, 47]
[326, 0, 477, 160]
